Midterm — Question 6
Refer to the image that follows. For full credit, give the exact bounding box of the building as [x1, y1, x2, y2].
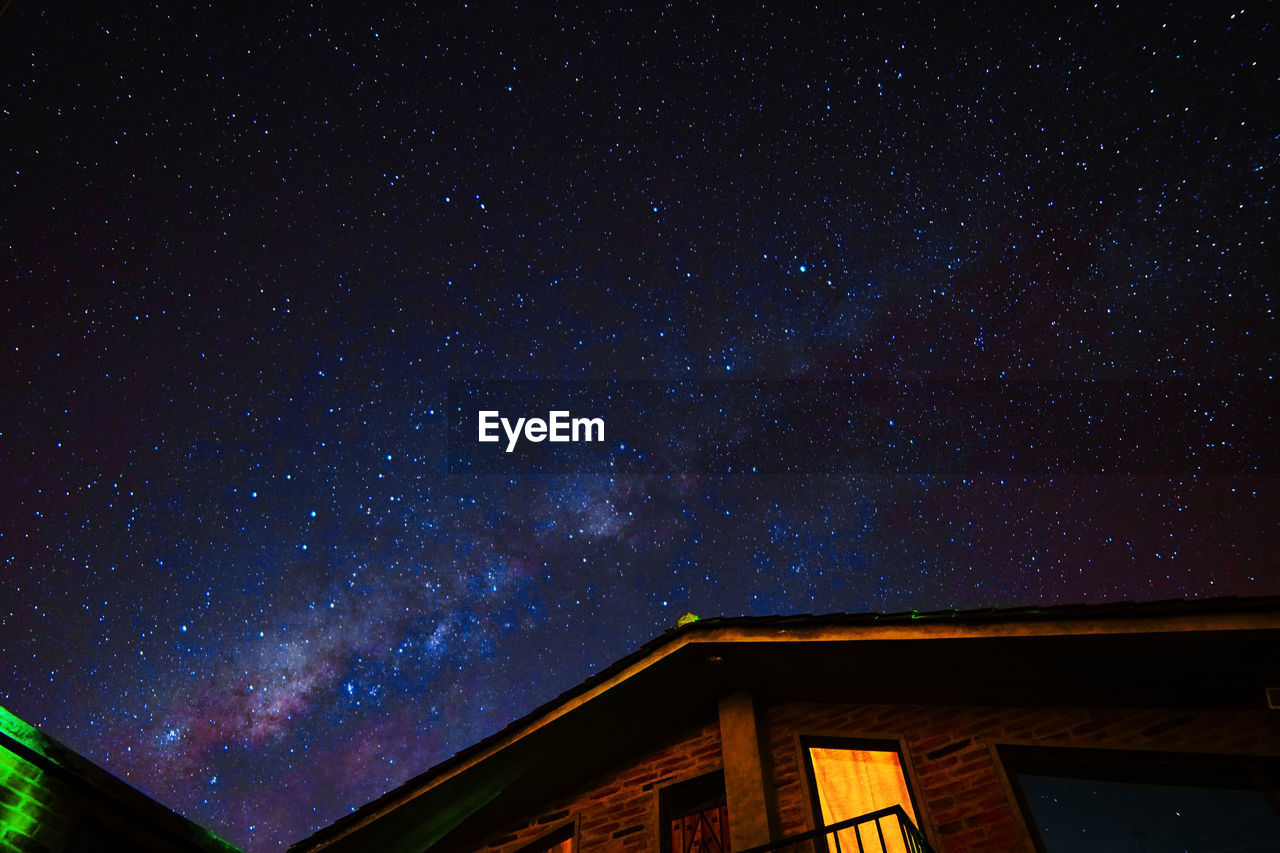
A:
[0, 705, 239, 853]
[290, 597, 1280, 853]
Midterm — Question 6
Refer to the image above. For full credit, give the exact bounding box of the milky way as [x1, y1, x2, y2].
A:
[2, 2, 1275, 849]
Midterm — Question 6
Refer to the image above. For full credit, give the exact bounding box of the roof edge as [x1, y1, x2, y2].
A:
[290, 595, 1280, 851]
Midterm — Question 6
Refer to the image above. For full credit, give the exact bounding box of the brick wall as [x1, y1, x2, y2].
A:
[761, 701, 1280, 853]
[0, 736, 239, 853]
[0, 743, 78, 853]
[449, 700, 1279, 853]
[461, 718, 723, 853]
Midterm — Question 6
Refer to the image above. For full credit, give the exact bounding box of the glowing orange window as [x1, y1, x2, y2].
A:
[803, 739, 923, 853]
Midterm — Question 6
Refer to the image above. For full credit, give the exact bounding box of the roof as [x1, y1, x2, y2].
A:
[0, 705, 241, 853]
[290, 595, 1280, 852]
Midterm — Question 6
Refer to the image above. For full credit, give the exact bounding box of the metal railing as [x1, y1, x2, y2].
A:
[736, 805, 934, 853]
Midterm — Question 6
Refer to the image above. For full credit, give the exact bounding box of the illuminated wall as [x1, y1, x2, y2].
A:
[0, 706, 238, 853]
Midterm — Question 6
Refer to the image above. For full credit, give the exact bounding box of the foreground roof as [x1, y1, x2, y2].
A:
[0, 705, 240, 852]
[291, 595, 1280, 852]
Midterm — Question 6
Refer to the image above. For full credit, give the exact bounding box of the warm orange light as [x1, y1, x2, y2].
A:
[809, 746, 916, 853]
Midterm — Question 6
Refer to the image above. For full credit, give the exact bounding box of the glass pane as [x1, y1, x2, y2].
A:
[1018, 773, 1280, 853]
[809, 746, 918, 853]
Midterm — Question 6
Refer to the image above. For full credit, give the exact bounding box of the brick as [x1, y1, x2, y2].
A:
[1140, 715, 1195, 740]
[3, 776, 38, 799]
[966, 784, 1009, 810]
[4, 762, 41, 784]
[964, 805, 1011, 830]
[485, 833, 518, 847]
[930, 806, 968, 826]
[29, 820, 71, 849]
[940, 826, 987, 850]
[955, 747, 990, 767]
[1069, 716, 1114, 737]
[936, 818, 965, 837]
[921, 779, 968, 803]
[925, 738, 972, 760]
[0, 803, 30, 830]
[2, 829, 51, 853]
[33, 774, 71, 801]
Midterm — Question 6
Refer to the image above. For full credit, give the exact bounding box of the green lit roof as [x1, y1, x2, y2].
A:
[0, 705, 241, 852]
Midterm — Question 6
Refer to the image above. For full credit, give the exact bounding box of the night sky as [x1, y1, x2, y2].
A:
[1, 2, 1276, 850]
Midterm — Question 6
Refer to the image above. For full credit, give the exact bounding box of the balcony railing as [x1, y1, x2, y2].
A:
[736, 805, 934, 853]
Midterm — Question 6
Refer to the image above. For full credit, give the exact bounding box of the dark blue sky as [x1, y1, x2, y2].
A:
[1, 2, 1275, 849]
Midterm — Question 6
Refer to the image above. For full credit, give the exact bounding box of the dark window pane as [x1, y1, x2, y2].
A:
[1015, 767, 1280, 853]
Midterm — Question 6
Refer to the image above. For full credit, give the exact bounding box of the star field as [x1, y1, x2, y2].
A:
[1, 3, 1276, 850]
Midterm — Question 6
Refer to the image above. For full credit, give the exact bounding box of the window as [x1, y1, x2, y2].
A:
[517, 823, 574, 853]
[660, 771, 730, 853]
[802, 737, 924, 853]
[1001, 746, 1280, 853]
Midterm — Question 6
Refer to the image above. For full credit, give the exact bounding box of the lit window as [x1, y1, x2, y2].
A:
[803, 738, 923, 853]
